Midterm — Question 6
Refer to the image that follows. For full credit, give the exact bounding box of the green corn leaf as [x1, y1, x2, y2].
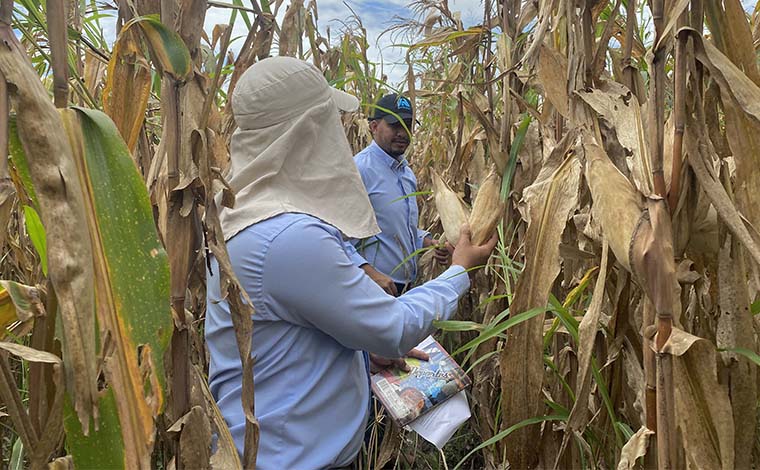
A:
[23, 205, 47, 276]
[726, 347, 760, 367]
[8, 117, 38, 208]
[453, 415, 565, 470]
[433, 320, 484, 332]
[453, 306, 550, 358]
[122, 15, 193, 81]
[59, 107, 172, 469]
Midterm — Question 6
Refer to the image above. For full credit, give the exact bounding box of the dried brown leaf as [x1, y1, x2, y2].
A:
[716, 233, 756, 469]
[684, 121, 760, 268]
[680, 28, 760, 126]
[197, 128, 259, 467]
[583, 136, 644, 272]
[0, 342, 59, 363]
[102, 26, 152, 152]
[660, 328, 735, 470]
[168, 406, 211, 470]
[194, 365, 242, 470]
[500, 150, 581, 469]
[0, 179, 15, 249]
[576, 83, 653, 195]
[537, 44, 569, 119]
[564, 240, 608, 436]
[630, 198, 679, 322]
[279, 0, 305, 57]
[698, 3, 760, 254]
[617, 426, 654, 470]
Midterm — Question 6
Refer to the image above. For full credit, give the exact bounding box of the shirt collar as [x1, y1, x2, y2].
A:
[369, 140, 408, 170]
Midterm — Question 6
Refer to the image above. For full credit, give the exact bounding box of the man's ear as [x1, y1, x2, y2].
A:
[368, 119, 378, 134]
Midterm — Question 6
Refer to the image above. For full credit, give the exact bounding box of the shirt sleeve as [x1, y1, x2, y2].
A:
[342, 239, 368, 267]
[263, 220, 470, 357]
[417, 228, 431, 249]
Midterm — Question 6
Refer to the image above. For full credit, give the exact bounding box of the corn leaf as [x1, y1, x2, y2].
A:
[125, 15, 192, 81]
[63, 391, 123, 469]
[102, 25, 152, 152]
[0, 281, 41, 334]
[60, 107, 171, 469]
[0, 34, 99, 435]
[8, 117, 38, 208]
[23, 205, 47, 276]
[617, 426, 654, 470]
[662, 328, 735, 469]
[565, 241, 608, 437]
[499, 144, 582, 468]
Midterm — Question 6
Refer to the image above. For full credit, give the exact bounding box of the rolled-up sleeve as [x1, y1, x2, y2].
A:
[264, 220, 470, 357]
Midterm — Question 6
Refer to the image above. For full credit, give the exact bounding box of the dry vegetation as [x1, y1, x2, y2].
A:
[1, 0, 760, 468]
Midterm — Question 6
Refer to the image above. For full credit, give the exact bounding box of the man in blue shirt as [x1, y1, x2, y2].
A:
[206, 57, 497, 470]
[351, 94, 450, 296]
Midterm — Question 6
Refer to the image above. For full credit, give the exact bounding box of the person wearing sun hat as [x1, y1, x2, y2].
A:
[349, 93, 451, 297]
[205, 57, 497, 469]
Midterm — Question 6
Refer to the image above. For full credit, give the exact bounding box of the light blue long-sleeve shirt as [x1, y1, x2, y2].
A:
[351, 141, 430, 284]
[205, 213, 470, 469]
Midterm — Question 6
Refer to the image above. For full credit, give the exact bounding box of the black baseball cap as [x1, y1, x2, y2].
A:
[369, 93, 414, 123]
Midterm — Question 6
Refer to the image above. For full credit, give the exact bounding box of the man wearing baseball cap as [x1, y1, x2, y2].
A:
[349, 94, 450, 297]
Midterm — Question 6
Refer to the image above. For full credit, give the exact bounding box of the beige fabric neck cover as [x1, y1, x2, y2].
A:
[219, 57, 380, 242]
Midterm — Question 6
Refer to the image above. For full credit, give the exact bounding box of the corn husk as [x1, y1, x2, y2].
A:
[432, 173, 470, 245]
[469, 171, 505, 245]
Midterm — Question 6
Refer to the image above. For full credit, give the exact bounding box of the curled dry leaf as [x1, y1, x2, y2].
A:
[102, 25, 152, 152]
[617, 426, 654, 470]
[168, 406, 212, 470]
[583, 135, 644, 272]
[0, 280, 43, 330]
[193, 365, 242, 470]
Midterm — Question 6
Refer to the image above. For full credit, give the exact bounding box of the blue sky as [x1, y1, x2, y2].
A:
[96, 0, 484, 86]
[98, 0, 757, 86]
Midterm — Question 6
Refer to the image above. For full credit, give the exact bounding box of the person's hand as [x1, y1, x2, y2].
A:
[450, 224, 498, 274]
[361, 264, 398, 296]
[369, 348, 430, 374]
[424, 237, 451, 265]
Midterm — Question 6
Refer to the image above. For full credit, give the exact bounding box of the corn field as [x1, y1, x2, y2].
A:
[0, 0, 759, 468]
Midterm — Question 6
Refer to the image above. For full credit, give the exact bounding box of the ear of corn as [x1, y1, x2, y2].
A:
[468, 171, 504, 245]
[432, 173, 470, 245]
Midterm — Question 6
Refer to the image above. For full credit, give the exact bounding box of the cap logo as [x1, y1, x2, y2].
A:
[397, 97, 411, 111]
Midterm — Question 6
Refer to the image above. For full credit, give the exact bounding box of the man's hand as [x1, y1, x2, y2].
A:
[361, 264, 398, 296]
[369, 348, 430, 374]
[450, 224, 498, 274]
[424, 237, 451, 265]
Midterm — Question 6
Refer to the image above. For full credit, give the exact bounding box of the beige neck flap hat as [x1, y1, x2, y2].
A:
[218, 56, 380, 242]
